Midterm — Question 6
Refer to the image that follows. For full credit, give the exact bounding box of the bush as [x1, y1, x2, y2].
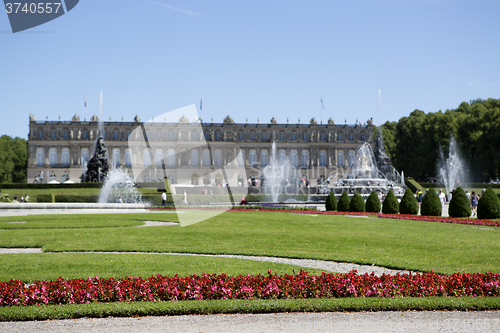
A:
[337, 191, 350, 212]
[365, 191, 381, 213]
[448, 187, 472, 218]
[399, 188, 419, 215]
[382, 190, 399, 214]
[54, 195, 99, 203]
[420, 189, 442, 217]
[349, 192, 365, 212]
[325, 192, 337, 211]
[477, 187, 500, 219]
[36, 194, 54, 203]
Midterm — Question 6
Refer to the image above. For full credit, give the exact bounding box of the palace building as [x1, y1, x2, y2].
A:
[27, 113, 375, 185]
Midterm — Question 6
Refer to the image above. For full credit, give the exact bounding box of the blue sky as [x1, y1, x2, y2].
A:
[1, 0, 499, 139]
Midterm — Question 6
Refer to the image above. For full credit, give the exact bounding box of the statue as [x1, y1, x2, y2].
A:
[84, 136, 109, 182]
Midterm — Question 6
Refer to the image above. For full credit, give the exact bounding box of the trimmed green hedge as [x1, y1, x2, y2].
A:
[365, 191, 381, 213]
[325, 192, 337, 211]
[405, 178, 422, 193]
[399, 188, 419, 215]
[349, 192, 365, 212]
[477, 187, 500, 219]
[337, 192, 350, 212]
[36, 194, 54, 203]
[421, 189, 442, 217]
[448, 187, 471, 218]
[54, 195, 99, 203]
[382, 190, 398, 214]
[419, 182, 500, 189]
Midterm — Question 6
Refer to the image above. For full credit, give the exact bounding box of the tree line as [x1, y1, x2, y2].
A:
[380, 98, 500, 182]
[0, 135, 27, 183]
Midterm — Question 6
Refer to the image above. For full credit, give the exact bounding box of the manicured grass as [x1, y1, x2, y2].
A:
[0, 211, 498, 274]
[1, 297, 499, 321]
[0, 253, 327, 282]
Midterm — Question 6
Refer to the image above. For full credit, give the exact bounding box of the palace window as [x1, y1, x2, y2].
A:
[204, 132, 210, 141]
[319, 150, 327, 167]
[348, 151, 355, 167]
[337, 151, 344, 167]
[338, 133, 343, 141]
[81, 149, 89, 164]
[50, 130, 56, 139]
[215, 132, 222, 141]
[38, 129, 44, 139]
[113, 149, 121, 166]
[115, 131, 120, 140]
[82, 130, 88, 140]
[249, 150, 257, 167]
[239, 132, 244, 141]
[155, 149, 163, 167]
[302, 133, 308, 141]
[250, 132, 256, 141]
[260, 150, 268, 167]
[63, 130, 69, 140]
[124, 149, 131, 166]
[360, 133, 365, 141]
[349, 133, 354, 141]
[301, 151, 309, 167]
[214, 149, 223, 166]
[289, 150, 298, 167]
[191, 150, 199, 166]
[49, 148, 57, 166]
[167, 149, 175, 167]
[291, 132, 296, 141]
[61, 148, 70, 166]
[126, 131, 131, 139]
[143, 149, 151, 167]
[262, 132, 267, 141]
[237, 150, 245, 167]
[36, 148, 45, 166]
[278, 150, 286, 166]
[320, 133, 325, 141]
[279, 132, 285, 141]
[202, 149, 211, 166]
[156, 131, 162, 141]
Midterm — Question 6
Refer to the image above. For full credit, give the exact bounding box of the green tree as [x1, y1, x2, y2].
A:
[399, 188, 419, 215]
[382, 190, 399, 214]
[337, 191, 350, 212]
[421, 189, 442, 217]
[349, 192, 365, 212]
[365, 191, 381, 213]
[477, 187, 500, 219]
[448, 187, 471, 218]
[325, 191, 337, 211]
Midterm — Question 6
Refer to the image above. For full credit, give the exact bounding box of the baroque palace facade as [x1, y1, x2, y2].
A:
[27, 113, 375, 185]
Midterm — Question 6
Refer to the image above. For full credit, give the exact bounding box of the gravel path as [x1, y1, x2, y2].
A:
[1, 311, 499, 332]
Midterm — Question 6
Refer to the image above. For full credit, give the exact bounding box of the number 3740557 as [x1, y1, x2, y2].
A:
[5, 2, 62, 14]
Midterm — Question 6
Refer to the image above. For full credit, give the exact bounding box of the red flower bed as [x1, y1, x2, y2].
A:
[151, 206, 500, 227]
[1, 270, 499, 306]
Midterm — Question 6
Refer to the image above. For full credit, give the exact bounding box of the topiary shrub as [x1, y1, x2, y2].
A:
[448, 187, 471, 218]
[36, 194, 54, 203]
[477, 187, 500, 219]
[399, 188, 419, 215]
[365, 191, 381, 213]
[349, 192, 365, 212]
[382, 190, 399, 214]
[325, 191, 337, 211]
[337, 191, 350, 212]
[420, 189, 442, 216]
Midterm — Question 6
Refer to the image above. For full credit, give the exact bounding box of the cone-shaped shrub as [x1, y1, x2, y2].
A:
[399, 188, 419, 215]
[349, 192, 365, 212]
[421, 189, 442, 216]
[448, 187, 471, 218]
[477, 187, 500, 219]
[325, 191, 337, 211]
[365, 191, 381, 213]
[382, 190, 399, 214]
[337, 191, 350, 212]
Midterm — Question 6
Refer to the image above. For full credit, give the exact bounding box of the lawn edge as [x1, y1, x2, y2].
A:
[1, 297, 499, 322]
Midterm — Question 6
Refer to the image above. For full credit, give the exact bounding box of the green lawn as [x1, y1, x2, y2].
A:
[0, 211, 499, 279]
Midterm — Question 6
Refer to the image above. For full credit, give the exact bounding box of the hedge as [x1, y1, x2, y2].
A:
[382, 190, 398, 214]
[54, 195, 100, 203]
[36, 194, 54, 203]
[337, 192, 350, 212]
[448, 187, 471, 218]
[325, 192, 337, 211]
[349, 192, 365, 212]
[399, 188, 419, 215]
[477, 187, 500, 219]
[0, 183, 102, 189]
[365, 191, 381, 213]
[420, 189, 442, 217]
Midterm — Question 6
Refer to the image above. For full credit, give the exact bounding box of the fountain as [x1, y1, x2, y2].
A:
[438, 135, 468, 200]
[326, 142, 405, 197]
[98, 167, 142, 203]
[263, 141, 285, 202]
